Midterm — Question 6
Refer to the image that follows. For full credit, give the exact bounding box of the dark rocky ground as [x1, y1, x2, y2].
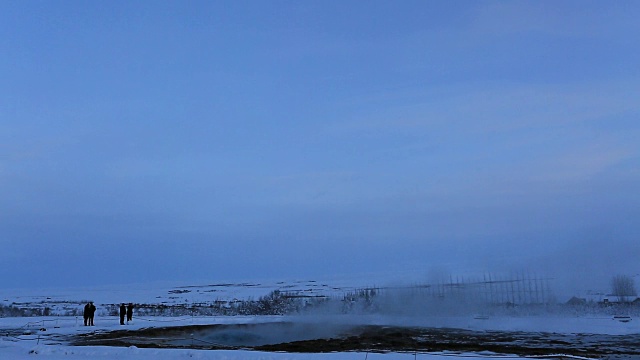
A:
[70, 322, 640, 359]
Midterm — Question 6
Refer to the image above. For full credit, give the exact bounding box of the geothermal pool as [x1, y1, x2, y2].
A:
[71, 321, 640, 358]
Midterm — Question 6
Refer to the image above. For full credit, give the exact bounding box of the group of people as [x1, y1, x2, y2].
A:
[82, 302, 134, 326]
[120, 303, 134, 325]
[82, 301, 96, 326]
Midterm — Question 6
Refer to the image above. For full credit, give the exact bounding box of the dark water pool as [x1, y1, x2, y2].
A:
[72, 321, 640, 359]
[74, 321, 355, 348]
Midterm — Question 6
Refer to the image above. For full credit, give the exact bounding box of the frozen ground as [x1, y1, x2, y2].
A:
[0, 343, 537, 360]
[2, 273, 419, 318]
[1, 275, 638, 359]
[1, 314, 600, 360]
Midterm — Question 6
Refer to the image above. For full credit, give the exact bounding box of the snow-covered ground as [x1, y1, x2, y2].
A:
[0, 314, 618, 359]
[0, 342, 530, 360]
[0, 314, 530, 360]
[2, 273, 411, 318]
[1, 274, 637, 359]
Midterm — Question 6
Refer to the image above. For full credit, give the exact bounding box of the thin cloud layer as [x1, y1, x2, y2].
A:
[0, 1, 639, 293]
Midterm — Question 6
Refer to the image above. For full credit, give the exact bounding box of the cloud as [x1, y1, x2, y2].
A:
[471, 1, 639, 39]
[332, 80, 639, 135]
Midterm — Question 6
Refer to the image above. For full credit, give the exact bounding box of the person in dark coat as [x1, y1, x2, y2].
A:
[88, 302, 96, 326]
[83, 303, 90, 326]
[126, 303, 134, 323]
[119, 303, 126, 325]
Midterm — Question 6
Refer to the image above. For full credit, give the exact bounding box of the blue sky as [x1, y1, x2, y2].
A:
[1, 1, 639, 293]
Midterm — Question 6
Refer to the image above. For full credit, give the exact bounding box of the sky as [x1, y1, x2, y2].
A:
[1, 0, 639, 294]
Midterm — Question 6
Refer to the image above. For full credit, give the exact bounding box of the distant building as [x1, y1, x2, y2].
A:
[583, 291, 606, 304]
[602, 294, 640, 304]
[575, 291, 640, 305]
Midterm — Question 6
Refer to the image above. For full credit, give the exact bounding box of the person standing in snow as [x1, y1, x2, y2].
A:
[126, 303, 134, 323]
[120, 303, 126, 325]
[88, 302, 96, 326]
[83, 302, 90, 326]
